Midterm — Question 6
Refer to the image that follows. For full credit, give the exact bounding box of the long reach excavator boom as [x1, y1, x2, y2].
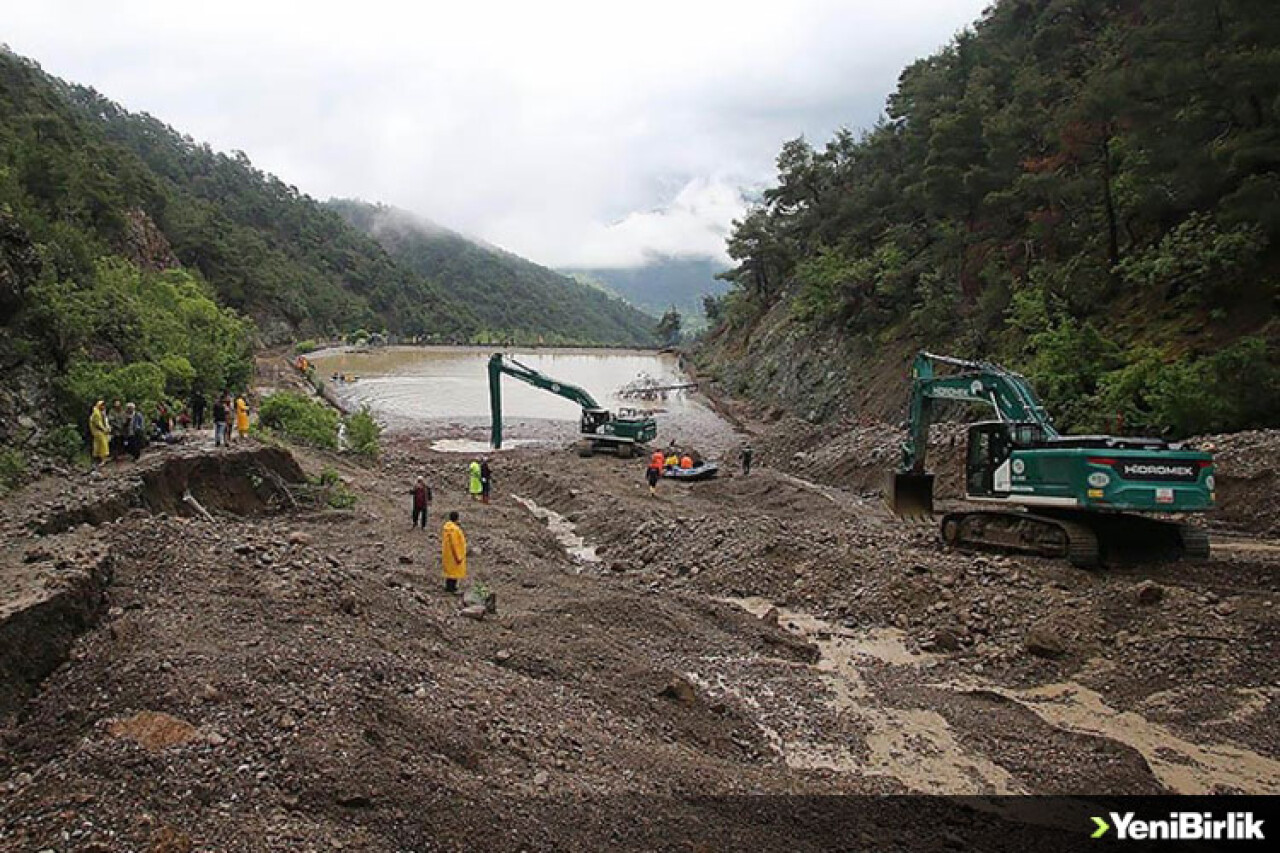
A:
[488, 353, 657, 457]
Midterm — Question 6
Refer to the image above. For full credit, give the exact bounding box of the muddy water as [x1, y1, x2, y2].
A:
[511, 495, 601, 567]
[718, 597, 1023, 794]
[310, 346, 698, 423]
[717, 597, 1280, 795]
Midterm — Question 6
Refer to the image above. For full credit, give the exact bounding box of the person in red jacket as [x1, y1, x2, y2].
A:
[410, 476, 432, 529]
[647, 449, 664, 497]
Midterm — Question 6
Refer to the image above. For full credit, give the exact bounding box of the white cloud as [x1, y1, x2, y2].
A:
[4, 0, 989, 267]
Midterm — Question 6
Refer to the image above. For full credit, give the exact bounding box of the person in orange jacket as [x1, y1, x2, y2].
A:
[680, 454, 694, 469]
[647, 449, 664, 496]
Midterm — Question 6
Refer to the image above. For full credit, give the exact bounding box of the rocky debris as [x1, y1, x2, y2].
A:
[658, 675, 698, 704]
[459, 604, 487, 620]
[1024, 627, 1066, 659]
[1, 409, 1277, 849]
[107, 711, 200, 752]
[1135, 581, 1165, 606]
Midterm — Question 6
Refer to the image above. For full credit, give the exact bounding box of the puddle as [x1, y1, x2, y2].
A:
[511, 495, 601, 567]
[713, 597, 1280, 795]
[430, 439, 540, 453]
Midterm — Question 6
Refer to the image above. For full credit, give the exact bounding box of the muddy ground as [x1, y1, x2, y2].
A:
[1, 384, 1277, 851]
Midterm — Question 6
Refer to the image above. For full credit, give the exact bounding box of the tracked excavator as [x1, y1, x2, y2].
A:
[488, 353, 658, 457]
[890, 352, 1215, 567]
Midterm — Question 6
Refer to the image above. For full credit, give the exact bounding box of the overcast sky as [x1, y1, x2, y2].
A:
[5, 1, 988, 268]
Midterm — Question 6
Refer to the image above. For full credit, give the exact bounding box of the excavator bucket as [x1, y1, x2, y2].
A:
[890, 472, 935, 519]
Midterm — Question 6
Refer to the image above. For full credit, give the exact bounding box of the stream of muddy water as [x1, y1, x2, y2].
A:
[713, 598, 1280, 795]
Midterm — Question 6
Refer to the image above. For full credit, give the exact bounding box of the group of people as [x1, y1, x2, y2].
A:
[468, 458, 493, 503]
[88, 400, 146, 467]
[211, 393, 250, 446]
[408, 459, 496, 594]
[87, 390, 252, 467]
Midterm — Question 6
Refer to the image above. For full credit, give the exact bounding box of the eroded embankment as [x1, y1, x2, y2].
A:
[0, 444, 305, 721]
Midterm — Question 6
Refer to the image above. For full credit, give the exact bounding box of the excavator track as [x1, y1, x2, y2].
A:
[1178, 525, 1211, 560]
[939, 509, 1209, 567]
[940, 510, 1099, 567]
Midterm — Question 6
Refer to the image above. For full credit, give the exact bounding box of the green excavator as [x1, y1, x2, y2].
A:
[891, 352, 1215, 567]
[488, 353, 658, 457]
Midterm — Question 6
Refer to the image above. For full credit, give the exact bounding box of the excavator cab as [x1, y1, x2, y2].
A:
[965, 422, 1012, 497]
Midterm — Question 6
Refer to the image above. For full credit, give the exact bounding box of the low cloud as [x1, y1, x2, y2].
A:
[5, 0, 988, 268]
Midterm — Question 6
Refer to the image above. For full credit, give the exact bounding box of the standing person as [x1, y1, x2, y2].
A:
[410, 476, 432, 529]
[190, 390, 206, 430]
[480, 458, 492, 504]
[222, 394, 235, 444]
[740, 444, 754, 476]
[109, 399, 126, 461]
[441, 511, 467, 594]
[235, 395, 250, 439]
[89, 400, 110, 468]
[124, 403, 144, 460]
[468, 459, 483, 502]
[212, 395, 228, 447]
[647, 448, 664, 497]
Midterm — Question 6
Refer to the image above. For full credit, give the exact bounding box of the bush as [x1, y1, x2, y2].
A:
[42, 424, 86, 465]
[295, 339, 319, 354]
[0, 447, 27, 495]
[257, 392, 339, 449]
[313, 466, 357, 508]
[344, 406, 382, 458]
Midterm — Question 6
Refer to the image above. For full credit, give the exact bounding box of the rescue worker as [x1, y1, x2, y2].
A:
[665, 451, 679, 469]
[441, 511, 467, 593]
[741, 444, 753, 476]
[647, 449, 664, 496]
[89, 400, 111, 468]
[480, 458, 492, 504]
[680, 454, 694, 469]
[468, 459, 483, 501]
[411, 476, 432, 528]
[235, 395, 250, 439]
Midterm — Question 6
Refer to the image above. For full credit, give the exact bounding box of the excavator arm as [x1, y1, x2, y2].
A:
[893, 352, 1057, 515]
[488, 353, 603, 448]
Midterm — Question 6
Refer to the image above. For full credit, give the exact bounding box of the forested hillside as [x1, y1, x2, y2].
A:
[328, 200, 656, 346]
[701, 0, 1280, 437]
[563, 257, 730, 331]
[0, 46, 661, 448]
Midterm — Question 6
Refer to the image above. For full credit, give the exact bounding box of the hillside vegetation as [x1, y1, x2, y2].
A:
[701, 0, 1280, 437]
[328, 200, 656, 346]
[0, 46, 659, 447]
[564, 257, 730, 331]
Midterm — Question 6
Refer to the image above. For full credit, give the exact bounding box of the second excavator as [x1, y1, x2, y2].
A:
[488, 353, 658, 457]
[890, 352, 1215, 567]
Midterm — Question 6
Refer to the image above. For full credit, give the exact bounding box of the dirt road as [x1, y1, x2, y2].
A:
[1, 399, 1277, 850]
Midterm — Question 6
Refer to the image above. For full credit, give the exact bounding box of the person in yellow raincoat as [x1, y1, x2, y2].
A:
[235, 396, 250, 439]
[467, 459, 483, 501]
[89, 400, 110, 467]
[442, 511, 467, 593]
